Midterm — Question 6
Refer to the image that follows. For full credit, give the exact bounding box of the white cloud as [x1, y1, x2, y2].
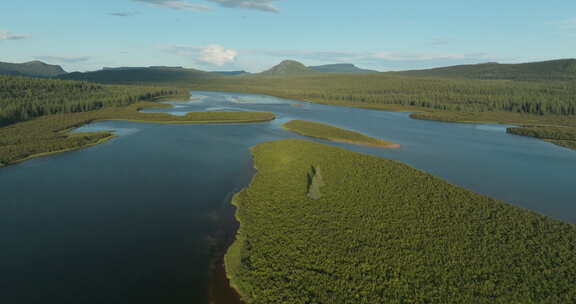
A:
[164, 44, 238, 66]
[0, 29, 29, 41]
[199, 44, 238, 65]
[207, 0, 279, 12]
[132, 0, 211, 11]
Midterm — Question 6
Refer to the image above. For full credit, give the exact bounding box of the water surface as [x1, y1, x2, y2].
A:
[2, 91, 575, 303]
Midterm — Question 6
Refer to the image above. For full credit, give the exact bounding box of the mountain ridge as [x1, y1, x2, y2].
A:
[259, 60, 317, 76]
[309, 63, 378, 74]
[0, 61, 67, 77]
[391, 58, 576, 81]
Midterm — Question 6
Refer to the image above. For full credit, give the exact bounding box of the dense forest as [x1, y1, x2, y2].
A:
[0, 75, 186, 126]
[193, 74, 576, 116]
[226, 139, 576, 304]
[283, 120, 397, 148]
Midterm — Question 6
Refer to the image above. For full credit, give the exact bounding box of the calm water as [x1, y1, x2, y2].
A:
[1, 91, 575, 303]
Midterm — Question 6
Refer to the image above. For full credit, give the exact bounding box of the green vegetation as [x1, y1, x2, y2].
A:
[226, 139, 576, 304]
[0, 102, 275, 166]
[309, 63, 377, 74]
[0, 75, 275, 167]
[259, 60, 318, 76]
[283, 120, 398, 148]
[193, 73, 576, 116]
[392, 59, 576, 81]
[191, 71, 576, 150]
[0, 60, 66, 77]
[507, 126, 576, 150]
[58, 66, 217, 85]
[0, 75, 186, 126]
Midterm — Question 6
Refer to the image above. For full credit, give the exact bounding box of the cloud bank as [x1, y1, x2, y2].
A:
[0, 29, 29, 41]
[207, 0, 279, 12]
[132, 0, 211, 11]
[164, 44, 238, 66]
[132, 0, 279, 12]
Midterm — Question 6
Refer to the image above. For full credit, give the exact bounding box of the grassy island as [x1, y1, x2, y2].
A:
[226, 139, 576, 304]
[283, 120, 399, 148]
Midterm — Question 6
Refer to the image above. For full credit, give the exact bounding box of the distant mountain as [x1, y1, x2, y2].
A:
[309, 63, 378, 74]
[259, 60, 317, 76]
[0, 61, 66, 77]
[392, 59, 576, 81]
[59, 66, 217, 84]
[211, 70, 251, 76]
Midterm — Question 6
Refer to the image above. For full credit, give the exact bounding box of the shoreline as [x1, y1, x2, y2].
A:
[1, 134, 117, 169]
[208, 199, 245, 304]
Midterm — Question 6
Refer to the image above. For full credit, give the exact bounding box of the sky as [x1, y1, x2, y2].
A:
[1, 0, 575, 72]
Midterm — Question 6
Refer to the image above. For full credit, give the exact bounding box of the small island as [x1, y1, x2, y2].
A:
[283, 120, 399, 148]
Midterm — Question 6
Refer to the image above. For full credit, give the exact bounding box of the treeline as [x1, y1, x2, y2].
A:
[193, 74, 576, 116]
[507, 126, 576, 150]
[0, 75, 187, 126]
[226, 139, 576, 303]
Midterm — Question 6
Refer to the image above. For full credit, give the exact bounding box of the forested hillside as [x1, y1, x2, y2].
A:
[259, 60, 317, 76]
[309, 63, 377, 74]
[0, 75, 185, 126]
[392, 59, 576, 81]
[0, 60, 66, 77]
[192, 73, 576, 116]
[58, 66, 216, 85]
[226, 139, 576, 303]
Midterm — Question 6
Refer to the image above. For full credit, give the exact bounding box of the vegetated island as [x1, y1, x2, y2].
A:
[283, 120, 399, 148]
[0, 75, 275, 167]
[225, 139, 576, 304]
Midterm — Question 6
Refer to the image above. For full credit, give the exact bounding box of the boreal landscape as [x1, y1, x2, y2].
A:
[2, 1, 576, 304]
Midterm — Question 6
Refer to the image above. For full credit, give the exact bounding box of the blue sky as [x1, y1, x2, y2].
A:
[1, 0, 575, 72]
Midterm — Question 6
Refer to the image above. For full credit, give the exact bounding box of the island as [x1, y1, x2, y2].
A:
[283, 120, 399, 148]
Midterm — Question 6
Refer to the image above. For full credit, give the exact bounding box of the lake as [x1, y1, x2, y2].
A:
[1, 91, 575, 303]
